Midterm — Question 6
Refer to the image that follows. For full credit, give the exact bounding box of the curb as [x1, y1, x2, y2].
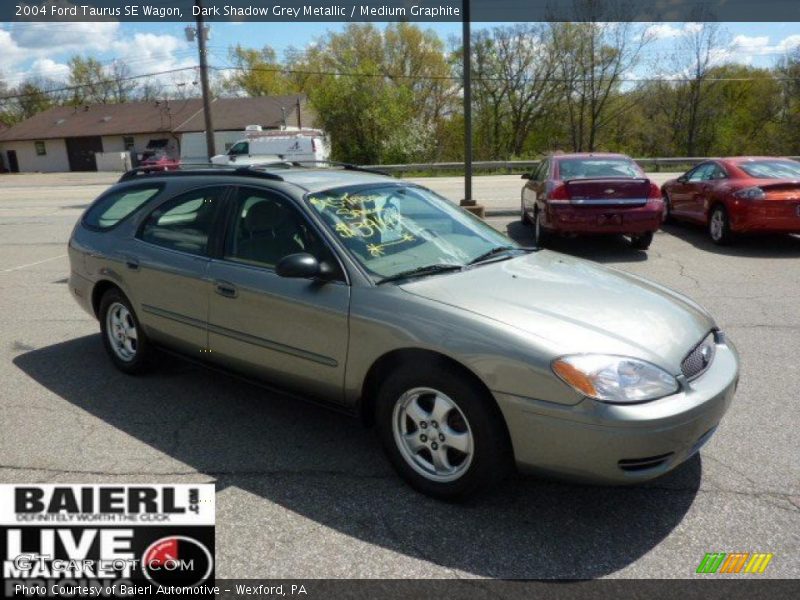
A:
[484, 209, 519, 218]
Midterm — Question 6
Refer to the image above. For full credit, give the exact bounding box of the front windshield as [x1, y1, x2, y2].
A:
[737, 160, 800, 179]
[559, 158, 641, 179]
[307, 184, 516, 279]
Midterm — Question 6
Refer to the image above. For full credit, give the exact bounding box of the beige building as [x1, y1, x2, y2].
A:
[0, 95, 315, 173]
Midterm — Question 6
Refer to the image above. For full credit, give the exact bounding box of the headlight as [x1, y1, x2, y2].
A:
[552, 355, 679, 403]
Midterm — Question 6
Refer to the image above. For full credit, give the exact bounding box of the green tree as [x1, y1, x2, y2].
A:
[223, 45, 295, 96]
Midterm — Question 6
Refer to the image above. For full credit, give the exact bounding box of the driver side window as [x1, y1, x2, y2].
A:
[224, 189, 333, 273]
[229, 142, 249, 156]
[687, 163, 714, 182]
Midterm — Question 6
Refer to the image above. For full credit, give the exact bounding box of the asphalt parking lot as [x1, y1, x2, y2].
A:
[0, 173, 798, 579]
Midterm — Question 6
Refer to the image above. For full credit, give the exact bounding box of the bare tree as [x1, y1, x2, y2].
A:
[108, 61, 138, 103]
[670, 22, 729, 155]
[550, 20, 652, 151]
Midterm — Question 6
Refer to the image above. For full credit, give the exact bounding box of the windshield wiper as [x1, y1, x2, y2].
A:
[467, 245, 524, 265]
[376, 263, 464, 285]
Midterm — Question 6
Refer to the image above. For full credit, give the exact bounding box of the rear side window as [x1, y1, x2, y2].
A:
[139, 187, 226, 256]
[83, 186, 161, 230]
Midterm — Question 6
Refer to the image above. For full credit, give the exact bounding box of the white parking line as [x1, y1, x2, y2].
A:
[2, 254, 67, 273]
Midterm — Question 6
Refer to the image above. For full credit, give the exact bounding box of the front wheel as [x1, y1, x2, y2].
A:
[375, 364, 512, 500]
[709, 205, 733, 245]
[630, 231, 654, 250]
[662, 193, 673, 222]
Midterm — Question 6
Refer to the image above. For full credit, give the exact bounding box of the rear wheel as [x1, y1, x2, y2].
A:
[532, 209, 549, 247]
[375, 363, 512, 500]
[99, 288, 151, 374]
[709, 205, 733, 245]
[520, 197, 530, 225]
[630, 231, 654, 250]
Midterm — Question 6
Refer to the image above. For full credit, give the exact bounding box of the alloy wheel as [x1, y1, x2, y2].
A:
[392, 387, 474, 483]
[710, 209, 724, 242]
[106, 302, 138, 362]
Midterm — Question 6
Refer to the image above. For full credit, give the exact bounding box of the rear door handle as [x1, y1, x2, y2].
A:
[125, 259, 140, 271]
[214, 280, 238, 298]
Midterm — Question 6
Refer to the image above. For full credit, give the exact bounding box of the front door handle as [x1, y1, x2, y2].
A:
[125, 259, 140, 271]
[214, 280, 238, 298]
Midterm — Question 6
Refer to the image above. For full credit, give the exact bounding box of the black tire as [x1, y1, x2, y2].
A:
[375, 363, 512, 500]
[630, 231, 654, 250]
[662, 193, 673, 223]
[708, 204, 734, 245]
[520, 197, 530, 225]
[532, 209, 549, 247]
[98, 287, 151, 375]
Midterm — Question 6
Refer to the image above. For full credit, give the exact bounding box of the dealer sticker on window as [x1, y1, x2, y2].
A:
[0, 484, 216, 597]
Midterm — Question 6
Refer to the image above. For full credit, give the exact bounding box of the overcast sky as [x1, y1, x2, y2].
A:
[1, 21, 799, 93]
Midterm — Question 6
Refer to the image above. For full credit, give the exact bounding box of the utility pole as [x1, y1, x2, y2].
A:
[193, 0, 215, 159]
[459, 0, 483, 216]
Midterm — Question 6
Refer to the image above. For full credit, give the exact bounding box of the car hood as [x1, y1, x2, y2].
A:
[400, 251, 714, 372]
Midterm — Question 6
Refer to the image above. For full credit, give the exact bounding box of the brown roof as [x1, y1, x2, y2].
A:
[0, 95, 311, 142]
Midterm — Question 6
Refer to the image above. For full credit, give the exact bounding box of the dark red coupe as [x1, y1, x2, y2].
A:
[662, 157, 800, 244]
[521, 153, 664, 250]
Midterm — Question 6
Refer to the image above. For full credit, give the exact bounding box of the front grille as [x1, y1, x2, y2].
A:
[618, 452, 675, 472]
[681, 332, 717, 380]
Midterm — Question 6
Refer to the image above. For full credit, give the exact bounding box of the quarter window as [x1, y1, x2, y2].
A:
[83, 186, 161, 230]
[224, 189, 326, 269]
[139, 187, 225, 256]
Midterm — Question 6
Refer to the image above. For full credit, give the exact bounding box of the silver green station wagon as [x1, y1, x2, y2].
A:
[68, 163, 739, 499]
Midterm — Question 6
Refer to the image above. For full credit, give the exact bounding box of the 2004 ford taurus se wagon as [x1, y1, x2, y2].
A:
[68, 163, 739, 499]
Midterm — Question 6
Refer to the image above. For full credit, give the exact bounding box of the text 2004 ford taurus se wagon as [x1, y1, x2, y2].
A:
[68, 164, 739, 499]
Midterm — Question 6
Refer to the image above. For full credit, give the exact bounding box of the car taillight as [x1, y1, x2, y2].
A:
[648, 182, 662, 200]
[733, 186, 765, 200]
[547, 182, 570, 203]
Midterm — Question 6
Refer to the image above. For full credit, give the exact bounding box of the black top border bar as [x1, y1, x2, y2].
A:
[6, 0, 800, 23]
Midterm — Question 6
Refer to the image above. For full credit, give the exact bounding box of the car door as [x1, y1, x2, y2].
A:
[690, 162, 728, 220]
[206, 186, 350, 402]
[671, 163, 713, 220]
[133, 185, 230, 355]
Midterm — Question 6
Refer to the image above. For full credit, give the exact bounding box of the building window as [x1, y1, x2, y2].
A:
[123, 136, 135, 151]
[34, 141, 46, 156]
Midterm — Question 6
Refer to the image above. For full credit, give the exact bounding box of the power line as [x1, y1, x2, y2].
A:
[0, 66, 198, 102]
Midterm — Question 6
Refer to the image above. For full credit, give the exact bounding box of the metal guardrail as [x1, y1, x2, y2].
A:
[367, 156, 800, 175]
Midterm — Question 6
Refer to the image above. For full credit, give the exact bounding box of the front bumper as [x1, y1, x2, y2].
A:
[494, 340, 739, 484]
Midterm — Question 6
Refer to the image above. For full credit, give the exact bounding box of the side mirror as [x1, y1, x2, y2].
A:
[276, 253, 320, 279]
[521, 173, 531, 180]
[276, 253, 338, 281]
[677, 175, 687, 183]
[229, 155, 237, 163]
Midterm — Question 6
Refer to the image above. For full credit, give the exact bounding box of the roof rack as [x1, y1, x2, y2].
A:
[118, 163, 285, 183]
[285, 160, 390, 176]
[117, 159, 390, 183]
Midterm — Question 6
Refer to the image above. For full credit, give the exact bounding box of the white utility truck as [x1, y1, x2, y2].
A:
[209, 126, 330, 166]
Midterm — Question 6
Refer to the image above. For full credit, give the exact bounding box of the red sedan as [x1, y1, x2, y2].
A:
[138, 150, 180, 172]
[521, 153, 664, 250]
[662, 157, 800, 245]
